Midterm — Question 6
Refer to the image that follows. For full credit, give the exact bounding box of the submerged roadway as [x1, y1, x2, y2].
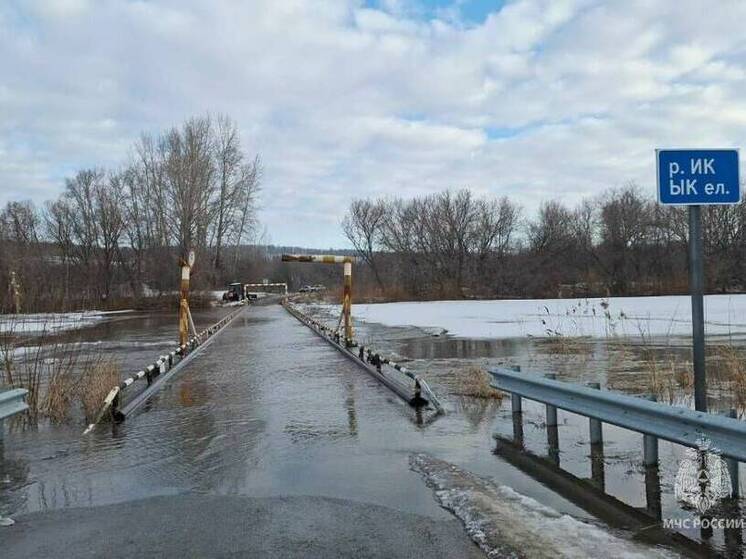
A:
[3, 303, 484, 558]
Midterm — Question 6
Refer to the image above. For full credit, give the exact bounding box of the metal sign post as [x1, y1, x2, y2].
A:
[657, 149, 740, 412]
[688, 205, 706, 412]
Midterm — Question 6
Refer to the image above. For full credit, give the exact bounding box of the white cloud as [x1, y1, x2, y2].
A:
[2, 0, 746, 247]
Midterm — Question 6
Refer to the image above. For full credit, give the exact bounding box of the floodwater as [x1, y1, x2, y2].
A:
[1, 302, 744, 557]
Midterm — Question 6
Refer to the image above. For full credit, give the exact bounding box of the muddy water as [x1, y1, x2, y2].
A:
[1, 303, 742, 556]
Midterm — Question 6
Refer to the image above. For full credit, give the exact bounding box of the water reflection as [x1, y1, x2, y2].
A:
[0, 440, 29, 517]
[399, 335, 529, 360]
[494, 435, 714, 557]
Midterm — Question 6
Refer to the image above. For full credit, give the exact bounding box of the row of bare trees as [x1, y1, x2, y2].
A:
[1, 115, 261, 312]
[343, 186, 746, 299]
[343, 190, 519, 297]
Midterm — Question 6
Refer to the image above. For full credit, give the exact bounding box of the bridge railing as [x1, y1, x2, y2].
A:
[284, 301, 444, 414]
[83, 304, 246, 434]
[489, 366, 742, 495]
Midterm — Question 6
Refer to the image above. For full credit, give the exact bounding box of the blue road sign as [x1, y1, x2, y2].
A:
[657, 149, 740, 205]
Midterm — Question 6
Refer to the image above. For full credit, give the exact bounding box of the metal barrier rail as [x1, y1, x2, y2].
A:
[83, 304, 246, 435]
[363, 350, 444, 413]
[284, 302, 444, 414]
[489, 366, 743, 492]
[0, 388, 28, 439]
[244, 283, 288, 294]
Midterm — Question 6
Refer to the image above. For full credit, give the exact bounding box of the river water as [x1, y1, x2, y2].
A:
[1, 302, 743, 557]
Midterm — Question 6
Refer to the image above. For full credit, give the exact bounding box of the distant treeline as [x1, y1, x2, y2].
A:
[0, 115, 263, 312]
[341, 186, 746, 300]
[6, 122, 746, 312]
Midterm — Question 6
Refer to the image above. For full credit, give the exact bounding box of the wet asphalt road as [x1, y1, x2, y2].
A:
[4, 494, 483, 558]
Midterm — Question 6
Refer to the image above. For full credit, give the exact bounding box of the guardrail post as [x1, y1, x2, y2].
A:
[544, 373, 560, 466]
[643, 395, 659, 467]
[725, 408, 740, 498]
[510, 365, 522, 414]
[644, 461, 662, 521]
[511, 393, 522, 414]
[509, 366, 523, 447]
[545, 374, 558, 427]
[587, 382, 605, 489]
[587, 382, 603, 445]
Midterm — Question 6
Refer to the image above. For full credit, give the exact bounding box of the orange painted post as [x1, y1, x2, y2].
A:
[179, 250, 195, 347]
[343, 260, 353, 346]
[280, 254, 356, 345]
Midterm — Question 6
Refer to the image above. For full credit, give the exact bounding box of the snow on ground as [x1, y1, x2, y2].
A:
[338, 294, 746, 339]
[411, 453, 680, 559]
[0, 310, 132, 334]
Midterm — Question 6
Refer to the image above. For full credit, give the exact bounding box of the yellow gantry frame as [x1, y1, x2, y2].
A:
[281, 254, 356, 345]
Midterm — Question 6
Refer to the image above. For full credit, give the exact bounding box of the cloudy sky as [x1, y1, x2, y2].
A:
[2, 0, 746, 247]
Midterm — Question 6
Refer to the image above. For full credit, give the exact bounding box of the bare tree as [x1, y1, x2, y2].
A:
[342, 198, 386, 288]
[95, 172, 125, 299]
[212, 115, 245, 271]
[162, 117, 216, 261]
[471, 196, 520, 274]
[598, 185, 652, 293]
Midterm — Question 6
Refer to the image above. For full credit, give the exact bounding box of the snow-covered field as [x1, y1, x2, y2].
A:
[339, 294, 746, 339]
[0, 310, 132, 334]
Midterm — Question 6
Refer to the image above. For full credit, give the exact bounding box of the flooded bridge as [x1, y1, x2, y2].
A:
[3, 303, 485, 558]
[2, 297, 744, 558]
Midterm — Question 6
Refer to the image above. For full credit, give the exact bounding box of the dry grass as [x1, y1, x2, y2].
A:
[1, 312, 123, 424]
[542, 335, 593, 357]
[80, 357, 121, 423]
[456, 366, 504, 400]
[43, 351, 79, 423]
[644, 354, 689, 404]
[712, 345, 746, 410]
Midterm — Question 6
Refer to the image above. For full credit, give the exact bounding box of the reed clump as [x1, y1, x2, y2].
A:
[457, 366, 503, 400]
[80, 357, 121, 423]
[1, 313, 122, 424]
[712, 345, 746, 410]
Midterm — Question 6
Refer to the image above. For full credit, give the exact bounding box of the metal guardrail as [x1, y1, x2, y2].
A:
[83, 305, 246, 435]
[489, 366, 746, 463]
[284, 302, 445, 414]
[0, 388, 28, 422]
[0, 388, 28, 440]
